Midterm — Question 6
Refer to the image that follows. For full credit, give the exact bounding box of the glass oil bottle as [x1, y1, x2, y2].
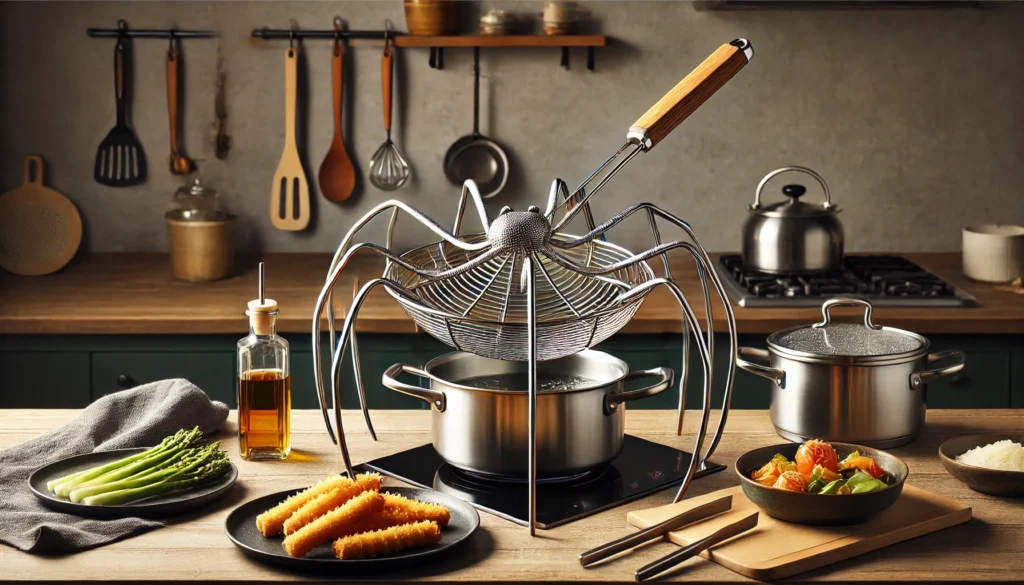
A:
[237, 262, 291, 460]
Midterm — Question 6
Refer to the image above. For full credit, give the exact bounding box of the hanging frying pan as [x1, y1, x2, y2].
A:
[443, 47, 509, 199]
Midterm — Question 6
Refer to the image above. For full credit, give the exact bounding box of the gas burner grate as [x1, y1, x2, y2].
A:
[718, 255, 962, 299]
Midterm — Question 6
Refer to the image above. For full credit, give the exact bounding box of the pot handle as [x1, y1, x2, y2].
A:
[605, 367, 674, 414]
[750, 166, 838, 212]
[813, 298, 880, 330]
[381, 364, 447, 412]
[735, 347, 786, 387]
[910, 350, 966, 389]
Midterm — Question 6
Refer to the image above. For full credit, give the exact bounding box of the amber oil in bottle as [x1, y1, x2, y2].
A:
[237, 263, 291, 460]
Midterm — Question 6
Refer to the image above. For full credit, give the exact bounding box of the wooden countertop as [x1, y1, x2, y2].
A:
[2, 408, 1022, 583]
[1, 253, 1022, 335]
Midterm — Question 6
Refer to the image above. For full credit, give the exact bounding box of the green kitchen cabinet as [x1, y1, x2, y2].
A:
[1, 332, 1022, 409]
[90, 352, 235, 405]
[0, 351, 91, 408]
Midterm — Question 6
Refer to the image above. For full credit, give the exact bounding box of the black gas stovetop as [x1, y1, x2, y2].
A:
[715, 254, 976, 308]
[358, 436, 724, 529]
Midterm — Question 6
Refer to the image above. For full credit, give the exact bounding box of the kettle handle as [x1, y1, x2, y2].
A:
[750, 166, 836, 211]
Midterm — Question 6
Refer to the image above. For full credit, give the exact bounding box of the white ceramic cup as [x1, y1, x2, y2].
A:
[962, 224, 1024, 283]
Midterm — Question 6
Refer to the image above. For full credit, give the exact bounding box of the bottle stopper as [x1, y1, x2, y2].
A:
[247, 262, 279, 335]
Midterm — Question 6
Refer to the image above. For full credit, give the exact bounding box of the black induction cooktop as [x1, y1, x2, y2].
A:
[358, 435, 725, 529]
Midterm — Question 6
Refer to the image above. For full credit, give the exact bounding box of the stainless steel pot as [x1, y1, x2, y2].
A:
[736, 298, 966, 448]
[382, 350, 672, 477]
[742, 166, 843, 274]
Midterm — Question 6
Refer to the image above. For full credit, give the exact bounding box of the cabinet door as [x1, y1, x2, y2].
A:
[925, 348, 1010, 408]
[290, 335, 435, 411]
[91, 352, 235, 406]
[0, 351, 91, 408]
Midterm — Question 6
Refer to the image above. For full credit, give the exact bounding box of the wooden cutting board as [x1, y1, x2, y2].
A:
[627, 484, 971, 581]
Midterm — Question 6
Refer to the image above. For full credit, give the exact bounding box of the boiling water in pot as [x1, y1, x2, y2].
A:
[457, 373, 601, 391]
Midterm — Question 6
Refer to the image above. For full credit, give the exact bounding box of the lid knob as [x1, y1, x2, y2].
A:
[782, 184, 806, 199]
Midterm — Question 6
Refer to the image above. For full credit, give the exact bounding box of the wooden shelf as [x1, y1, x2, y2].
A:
[394, 34, 606, 48]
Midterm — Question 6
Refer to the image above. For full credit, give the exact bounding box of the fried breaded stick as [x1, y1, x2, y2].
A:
[382, 492, 451, 527]
[282, 473, 382, 535]
[256, 474, 356, 537]
[282, 490, 385, 558]
[332, 520, 441, 560]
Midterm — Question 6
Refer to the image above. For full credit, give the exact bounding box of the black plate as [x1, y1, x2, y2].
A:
[28, 448, 238, 519]
[225, 486, 480, 571]
[735, 442, 908, 525]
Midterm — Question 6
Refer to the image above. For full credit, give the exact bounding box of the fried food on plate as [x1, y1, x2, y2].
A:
[382, 492, 451, 527]
[283, 473, 381, 535]
[282, 490, 385, 558]
[256, 474, 358, 537]
[332, 520, 442, 560]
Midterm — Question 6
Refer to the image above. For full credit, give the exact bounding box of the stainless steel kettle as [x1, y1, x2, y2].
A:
[742, 166, 843, 274]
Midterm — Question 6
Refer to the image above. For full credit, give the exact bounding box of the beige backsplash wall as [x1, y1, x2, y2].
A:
[1, 1, 1022, 254]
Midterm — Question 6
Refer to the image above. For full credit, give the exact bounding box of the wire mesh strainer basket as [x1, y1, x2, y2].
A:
[385, 235, 656, 361]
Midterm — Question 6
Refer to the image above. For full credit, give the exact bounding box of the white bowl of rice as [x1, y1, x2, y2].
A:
[939, 434, 1024, 497]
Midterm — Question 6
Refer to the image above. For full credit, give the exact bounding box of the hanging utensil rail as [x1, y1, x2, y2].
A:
[87, 20, 215, 39]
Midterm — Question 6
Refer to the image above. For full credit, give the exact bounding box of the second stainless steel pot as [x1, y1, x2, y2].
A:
[742, 166, 843, 274]
[382, 350, 672, 477]
[737, 298, 966, 448]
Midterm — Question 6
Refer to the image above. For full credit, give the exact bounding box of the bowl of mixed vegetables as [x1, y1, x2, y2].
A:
[735, 440, 908, 525]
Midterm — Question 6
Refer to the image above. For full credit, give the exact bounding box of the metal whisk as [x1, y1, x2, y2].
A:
[368, 29, 410, 191]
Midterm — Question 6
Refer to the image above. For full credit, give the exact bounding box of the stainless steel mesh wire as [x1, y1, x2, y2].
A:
[384, 235, 656, 361]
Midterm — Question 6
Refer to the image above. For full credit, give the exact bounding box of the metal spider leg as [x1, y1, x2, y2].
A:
[619, 277, 713, 504]
[327, 277, 460, 476]
[546, 202, 737, 462]
[314, 241, 503, 447]
[316, 201, 487, 443]
[524, 256, 539, 536]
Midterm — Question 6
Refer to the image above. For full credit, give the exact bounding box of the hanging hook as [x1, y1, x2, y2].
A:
[116, 19, 128, 37]
[288, 20, 298, 49]
[383, 19, 392, 56]
[333, 16, 342, 54]
[168, 30, 176, 55]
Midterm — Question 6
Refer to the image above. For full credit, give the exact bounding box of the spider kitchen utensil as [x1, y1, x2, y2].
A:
[270, 43, 311, 231]
[318, 18, 356, 203]
[742, 166, 843, 274]
[0, 156, 82, 276]
[94, 23, 147, 187]
[580, 495, 758, 581]
[368, 29, 410, 191]
[443, 47, 510, 199]
[166, 37, 194, 175]
[312, 39, 754, 535]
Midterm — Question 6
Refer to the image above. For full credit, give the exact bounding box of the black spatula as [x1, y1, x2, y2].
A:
[94, 34, 147, 186]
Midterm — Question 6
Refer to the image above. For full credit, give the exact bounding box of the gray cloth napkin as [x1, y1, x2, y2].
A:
[0, 378, 229, 554]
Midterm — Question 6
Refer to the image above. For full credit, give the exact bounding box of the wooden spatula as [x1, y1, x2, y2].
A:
[94, 34, 147, 187]
[270, 46, 310, 231]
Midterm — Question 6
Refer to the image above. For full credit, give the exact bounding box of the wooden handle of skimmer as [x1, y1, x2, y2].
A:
[381, 40, 393, 132]
[628, 39, 753, 151]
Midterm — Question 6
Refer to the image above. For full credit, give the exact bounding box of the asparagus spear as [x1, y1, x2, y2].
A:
[50, 427, 204, 497]
[68, 444, 223, 503]
[46, 429, 191, 492]
[82, 453, 232, 506]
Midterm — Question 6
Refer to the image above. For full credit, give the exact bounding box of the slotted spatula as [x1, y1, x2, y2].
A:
[94, 33, 147, 187]
[270, 46, 310, 231]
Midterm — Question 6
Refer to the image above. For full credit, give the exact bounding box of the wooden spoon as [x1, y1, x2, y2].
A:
[318, 22, 356, 203]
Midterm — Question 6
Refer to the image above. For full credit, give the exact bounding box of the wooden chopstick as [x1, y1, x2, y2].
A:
[634, 510, 759, 582]
[579, 495, 733, 567]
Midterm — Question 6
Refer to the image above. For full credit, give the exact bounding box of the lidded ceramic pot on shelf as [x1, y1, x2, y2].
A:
[165, 175, 234, 282]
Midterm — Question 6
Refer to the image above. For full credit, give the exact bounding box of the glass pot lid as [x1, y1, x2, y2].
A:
[768, 298, 927, 361]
